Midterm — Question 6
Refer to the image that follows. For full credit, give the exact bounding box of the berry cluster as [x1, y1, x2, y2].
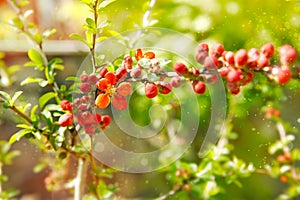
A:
[174, 43, 298, 95]
[58, 43, 298, 135]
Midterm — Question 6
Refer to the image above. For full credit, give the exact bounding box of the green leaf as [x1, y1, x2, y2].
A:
[98, 0, 116, 9]
[96, 36, 108, 43]
[85, 30, 94, 48]
[11, 91, 23, 105]
[28, 49, 45, 66]
[41, 109, 53, 129]
[20, 77, 46, 86]
[0, 91, 11, 101]
[8, 17, 23, 29]
[9, 129, 32, 144]
[86, 17, 95, 29]
[43, 28, 57, 39]
[70, 33, 89, 46]
[39, 92, 56, 108]
[30, 105, 39, 125]
[33, 162, 47, 173]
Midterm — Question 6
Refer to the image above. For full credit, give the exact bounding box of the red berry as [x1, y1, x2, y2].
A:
[227, 82, 240, 94]
[198, 43, 209, 52]
[195, 51, 208, 64]
[115, 67, 128, 81]
[135, 48, 143, 61]
[144, 51, 155, 59]
[265, 107, 281, 119]
[279, 44, 297, 66]
[192, 80, 206, 94]
[192, 68, 200, 76]
[223, 51, 235, 66]
[99, 66, 108, 78]
[145, 83, 158, 98]
[123, 56, 133, 69]
[88, 75, 98, 85]
[226, 68, 243, 83]
[219, 67, 229, 77]
[235, 49, 248, 66]
[156, 81, 172, 94]
[77, 104, 87, 111]
[261, 43, 275, 58]
[170, 77, 182, 88]
[211, 43, 224, 58]
[80, 74, 89, 82]
[60, 100, 72, 111]
[80, 83, 91, 93]
[101, 115, 111, 127]
[204, 56, 219, 70]
[257, 54, 270, 68]
[58, 113, 73, 127]
[272, 66, 291, 84]
[174, 62, 188, 75]
[130, 67, 142, 78]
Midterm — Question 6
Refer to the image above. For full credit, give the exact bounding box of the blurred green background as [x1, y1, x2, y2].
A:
[1, 0, 300, 199]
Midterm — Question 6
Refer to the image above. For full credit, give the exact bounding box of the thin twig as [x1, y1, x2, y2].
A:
[9, 105, 33, 125]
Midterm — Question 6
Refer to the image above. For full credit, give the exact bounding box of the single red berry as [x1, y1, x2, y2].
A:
[261, 43, 275, 58]
[145, 83, 158, 98]
[198, 43, 209, 52]
[192, 68, 200, 76]
[257, 54, 270, 68]
[235, 49, 248, 66]
[174, 62, 188, 75]
[144, 51, 155, 59]
[195, 51, 208, 64]
[77, 104, 87, 111]
[205, 74, 218, 84]
[99, 66, 108, 78]
[226, 68, 243, 83]
[211, 43, 224, 58]
[219, 67, 229, 77]
[192, 80, 206, 94]
[60, 100, 72, 111]
[123, 56, 133, 69]
[101, 115, 111, 127]
[204, 56, 219, 70]
[94, 113, 102, 124]
[223, 51, 235, 66]
[247, 48, 259, 68]
[170, 76, 182, 88]
[115, 67, 128, 81]
[80, 83, 91, 93]
[130, 67, 142, 78]
[227, 82, 240, 95]
[135, 48, 143, 61]
[240, 71, 254, 85]
[80, 74, 89, 82]
[280, 175, 288, 183]
[272, 66, 291, 84]
[58, 113, 73, 127]
[279, 45, 297, 66]
[156, 81, 172, 94]
[88, 75, 98, 85]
